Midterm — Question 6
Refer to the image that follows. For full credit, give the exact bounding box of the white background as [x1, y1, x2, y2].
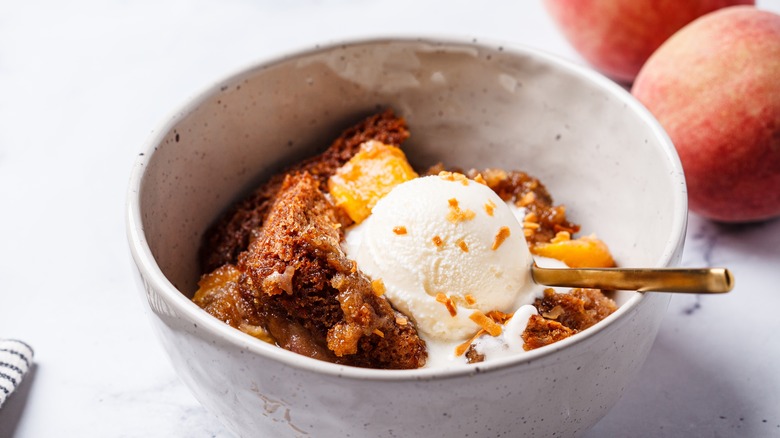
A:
[1, 1, 779, 436]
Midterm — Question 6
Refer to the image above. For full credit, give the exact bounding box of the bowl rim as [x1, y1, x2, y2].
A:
[126, 35, 687, 382]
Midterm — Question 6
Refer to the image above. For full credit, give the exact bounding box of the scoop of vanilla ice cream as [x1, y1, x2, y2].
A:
[348, 175, 534, 342]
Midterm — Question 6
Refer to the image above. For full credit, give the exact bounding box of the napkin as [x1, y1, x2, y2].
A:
[0, 339, 34, 409]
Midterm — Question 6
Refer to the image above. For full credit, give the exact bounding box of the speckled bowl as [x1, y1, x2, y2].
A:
[127, 37, 687, 437]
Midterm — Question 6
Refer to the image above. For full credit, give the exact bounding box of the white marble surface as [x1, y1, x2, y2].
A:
[1, 1, 778, 436]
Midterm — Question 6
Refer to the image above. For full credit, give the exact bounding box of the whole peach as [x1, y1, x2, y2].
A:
[632, 6, 780, 222]
[544, 0, 753, 83]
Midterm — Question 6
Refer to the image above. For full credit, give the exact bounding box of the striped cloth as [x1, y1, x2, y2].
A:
[0, 340, 34, 409]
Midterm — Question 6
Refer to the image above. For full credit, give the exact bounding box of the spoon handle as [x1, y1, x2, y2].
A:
[531, 264, 734, 294]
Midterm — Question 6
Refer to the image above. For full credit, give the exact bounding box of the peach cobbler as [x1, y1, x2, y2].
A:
[193, 110, 616, 369]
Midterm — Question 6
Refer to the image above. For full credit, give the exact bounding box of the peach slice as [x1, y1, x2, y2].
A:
[328, 140, 418, 223]
[531, 234, 616, 268]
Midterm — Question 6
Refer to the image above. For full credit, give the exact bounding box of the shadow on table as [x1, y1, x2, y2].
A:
[0, 364, 36, 437]
[584, 330, 768, 437]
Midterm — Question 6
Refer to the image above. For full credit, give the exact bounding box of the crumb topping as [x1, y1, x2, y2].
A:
[473, 173, 487, 185]
[438, 170, 470, 185]
[373, 328, 385, 338]
[492, 226, 511, 250]
[469, 311, 503, 337]
[457, 239, 469, 252]
[455, 310, 515, 357]
[551, 230, 571, 243]
[435, 293, 458, 317]
[393, 225, 408, 235]
[455, 329, 486, 356]
[371, 279, 386, 297]
[438, 170, 455, 181]
[485, 310, 513, 325]
[446, 198, 476, 223]
[396, 316, 408, 326]
[518, 191, 536, 207]
[484, 199, 496, 216]
[553, 222, 578, 235]
[464, 294, 477, 306]
[432, 235, 444, 247]
[481, 168, 508, 187]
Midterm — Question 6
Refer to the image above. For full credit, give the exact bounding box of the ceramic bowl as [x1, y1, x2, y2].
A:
[127, 37, 687, 437]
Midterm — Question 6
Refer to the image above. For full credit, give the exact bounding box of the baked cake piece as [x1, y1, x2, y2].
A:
[533, 287, 617, 331]
[521, 315, 576, 350]
[239, 172, 427, 369]
[464, 287, 618, 362]
[200, 109, 410, 273]
[521, 288, 617, 351]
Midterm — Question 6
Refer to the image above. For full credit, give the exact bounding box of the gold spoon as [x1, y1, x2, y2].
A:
[531, 264, 734, 294]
